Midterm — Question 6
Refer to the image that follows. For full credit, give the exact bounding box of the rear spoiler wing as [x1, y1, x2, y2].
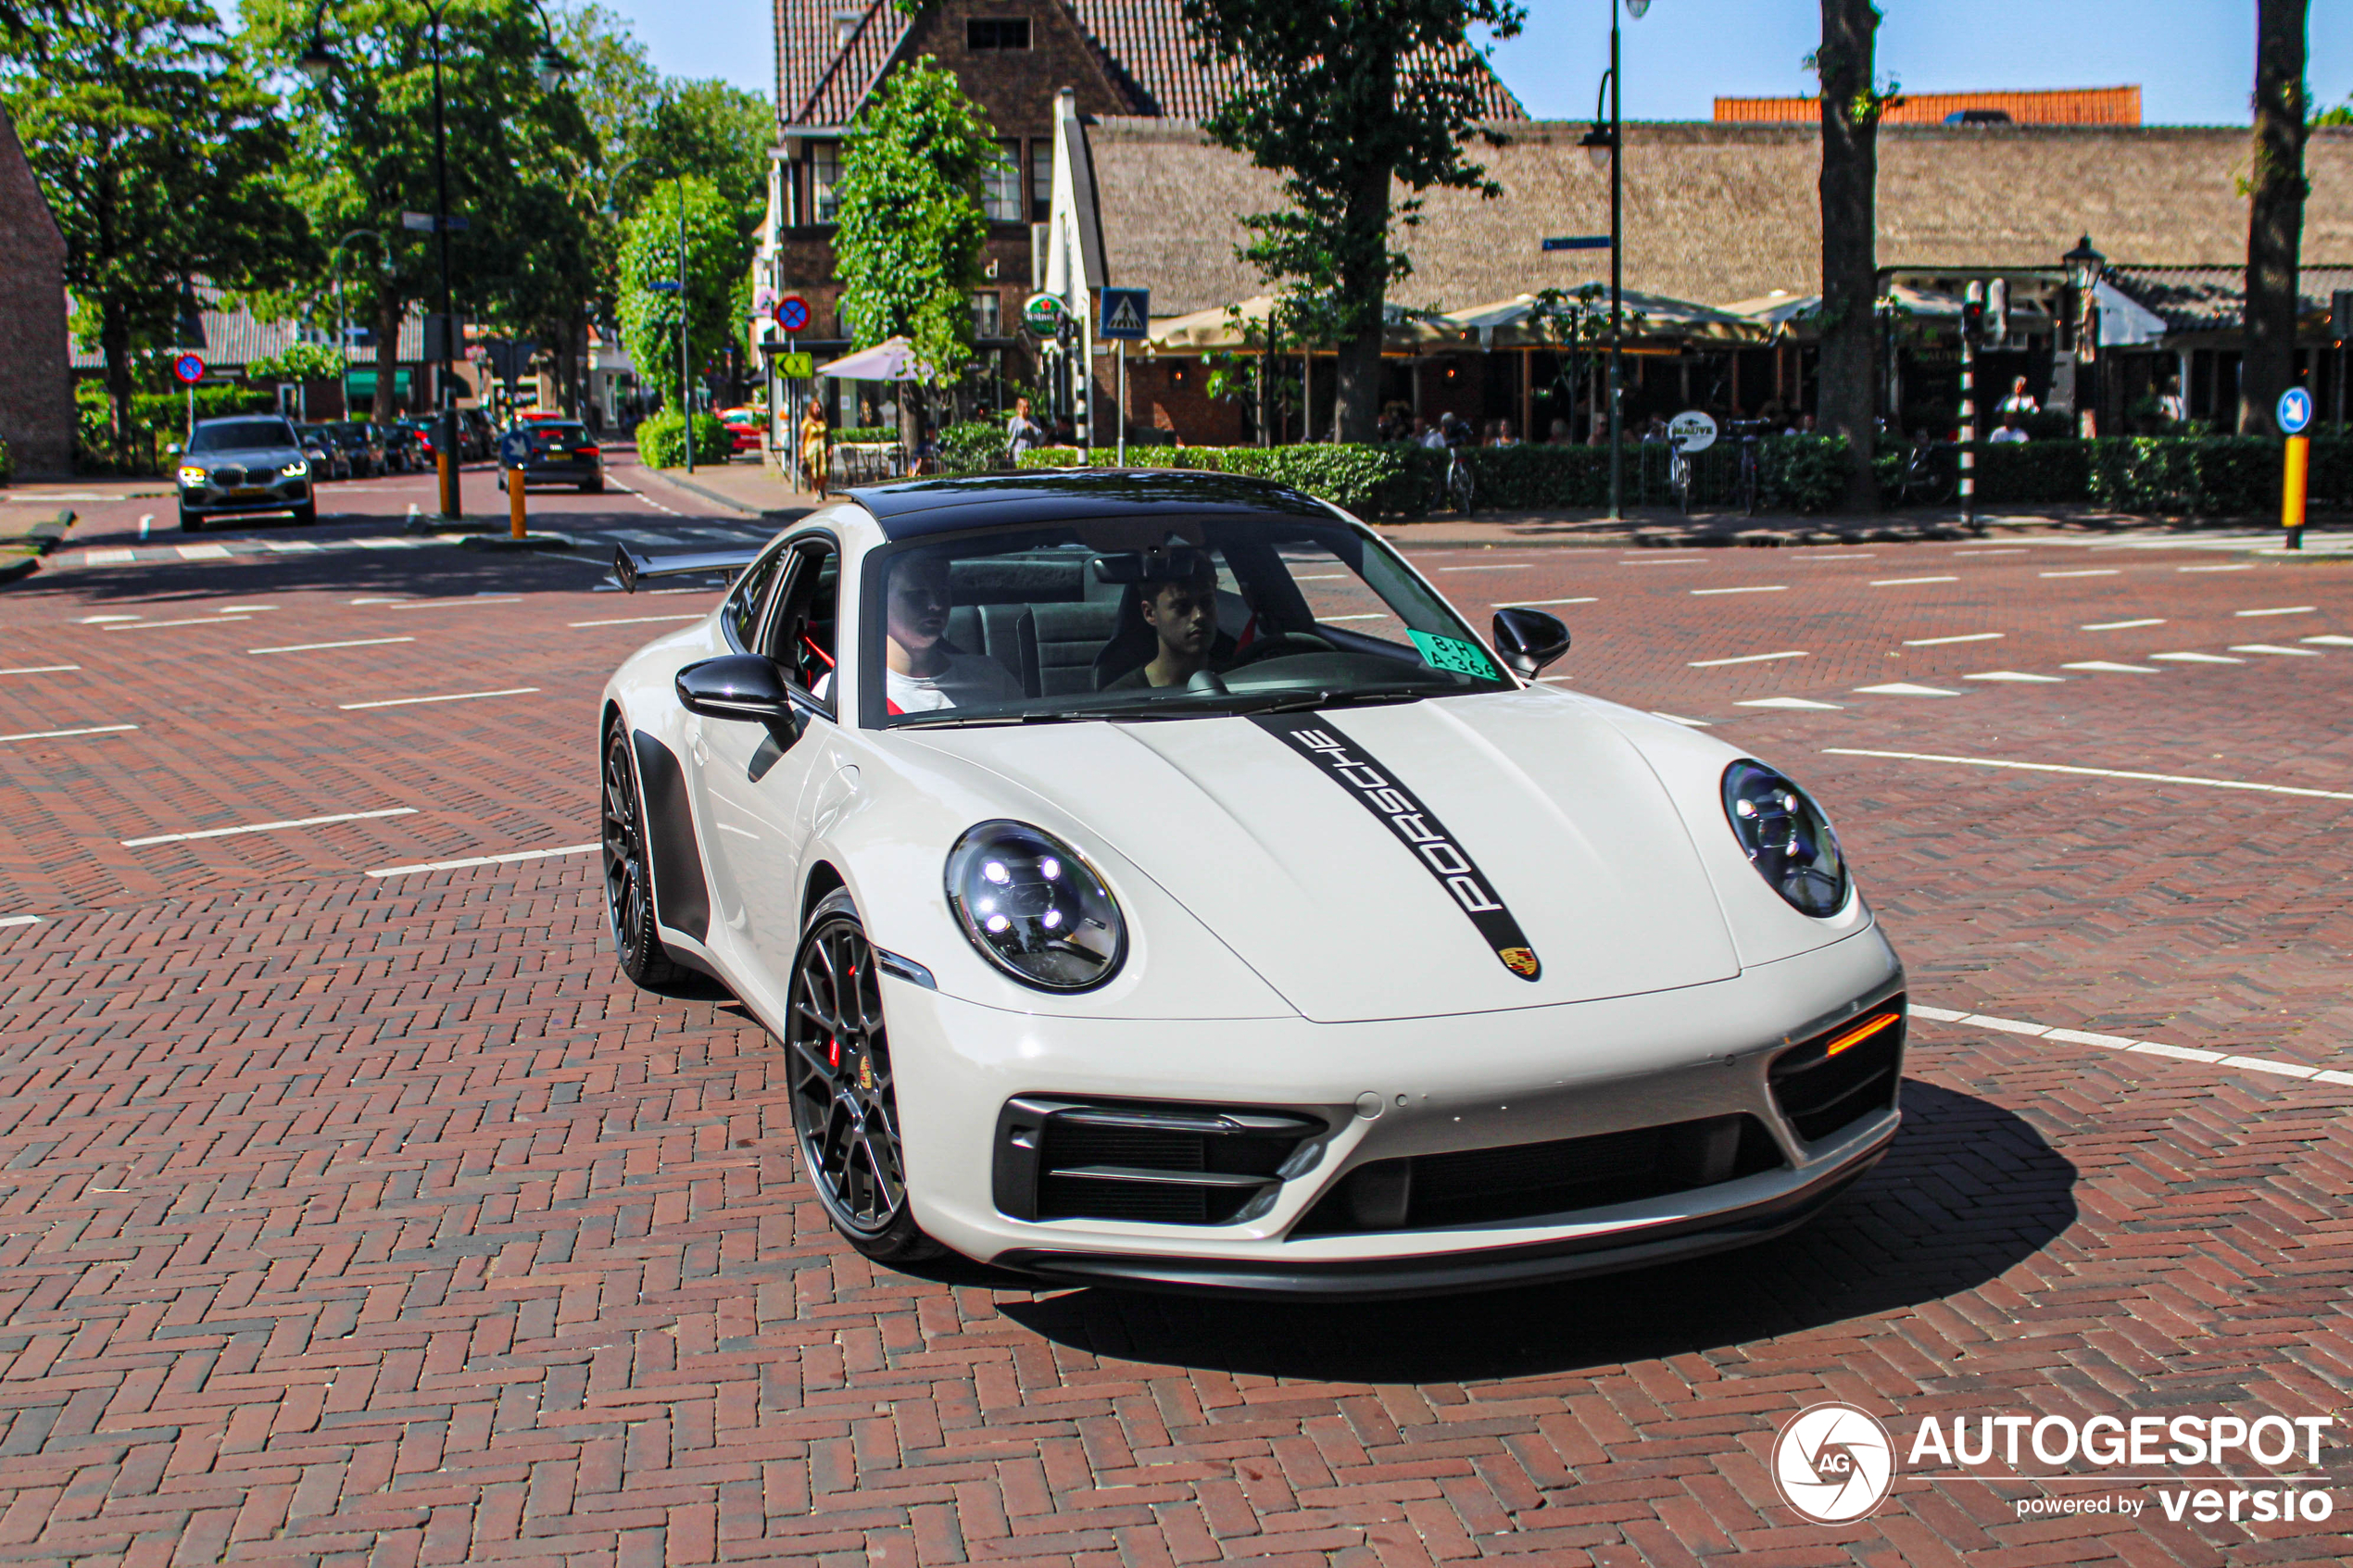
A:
[613, 544, 761, 594]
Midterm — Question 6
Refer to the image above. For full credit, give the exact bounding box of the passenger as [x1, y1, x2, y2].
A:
[883, 555, 1022, 714]
[1109, 554, 1232, 689]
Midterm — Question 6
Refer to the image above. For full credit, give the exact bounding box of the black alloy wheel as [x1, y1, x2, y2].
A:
[601, 719, 680, 987]
[786, 891, 938, 1261]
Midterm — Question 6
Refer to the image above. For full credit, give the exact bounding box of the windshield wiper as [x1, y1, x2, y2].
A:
[1234, 684, 1443, 715]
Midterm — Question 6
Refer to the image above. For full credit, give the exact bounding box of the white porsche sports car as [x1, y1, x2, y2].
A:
[599, 471, 1905, 1297]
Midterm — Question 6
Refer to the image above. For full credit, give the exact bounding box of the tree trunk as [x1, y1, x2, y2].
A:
[1332, 57, 1396, 445]
[371, 289, 402, 423]
[2240, 0, 2308, 435]
[100, 304, 133, 465]
[1816, 0, 1881, 512]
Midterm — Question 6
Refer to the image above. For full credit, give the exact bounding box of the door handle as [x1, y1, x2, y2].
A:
[812, 764, 861, 834]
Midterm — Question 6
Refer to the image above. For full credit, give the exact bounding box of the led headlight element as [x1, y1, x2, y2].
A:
[1722, 759, 1849, 917]
[177, 466, 208, 486]
[945, 820, 1126, 990]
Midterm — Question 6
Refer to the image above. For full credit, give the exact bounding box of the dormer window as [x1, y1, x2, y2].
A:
[832, 9, 861, 46]
[967, 18, 1030, 50]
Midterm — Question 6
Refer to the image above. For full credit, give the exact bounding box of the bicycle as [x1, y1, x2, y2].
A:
[1667, 435, 1693, 517]
[1426, 441, 1477, 516]
[1726, 419, 1769, 516]
[1896, 438, 1957, 508]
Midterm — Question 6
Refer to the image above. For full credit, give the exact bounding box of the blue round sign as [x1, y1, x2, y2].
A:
[2276, 386, 2313, 434]
[774, 295, 810, 334]
[172, 354, 206, 386]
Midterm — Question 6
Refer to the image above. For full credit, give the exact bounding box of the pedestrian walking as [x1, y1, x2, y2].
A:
[800, 402, 832, 499]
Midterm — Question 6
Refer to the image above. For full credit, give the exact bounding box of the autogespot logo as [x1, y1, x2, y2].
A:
[1772, 1403, 1897, 1523]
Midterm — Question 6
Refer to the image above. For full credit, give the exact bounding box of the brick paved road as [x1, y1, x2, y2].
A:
[0, 475, 2347, 1565]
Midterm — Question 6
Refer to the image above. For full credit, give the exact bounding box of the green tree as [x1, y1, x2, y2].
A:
[615, 175, 736, 410]
[1811, 0, 1897, 511]
[240, 0, 596, 420]
[1180, 0, 1524, 444]
[2242, 0, 2309, 435]
[1, 0, 314, 454]
[832, 57, 1000, 414]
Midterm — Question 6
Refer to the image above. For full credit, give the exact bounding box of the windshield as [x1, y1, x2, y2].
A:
[858, 515, 1514, 729]
[189, 419, 296, 452]
[530, 423, 589, 444]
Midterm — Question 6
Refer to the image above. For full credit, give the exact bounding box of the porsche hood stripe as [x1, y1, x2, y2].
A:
[1249, 714, 1541, 982]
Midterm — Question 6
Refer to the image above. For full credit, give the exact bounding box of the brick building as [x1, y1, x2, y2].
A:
[0, 107, 74, 477]
[756, 0, 1522, 430]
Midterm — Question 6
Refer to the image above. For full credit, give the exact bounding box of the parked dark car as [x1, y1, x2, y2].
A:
[496, 419, 605, 493]
[325, 420, 386, 477]
[459, 408, 496, 461]
[176, 416, 316, 531]
[294, 423, 352, 482]
[380, 420, 422, 472]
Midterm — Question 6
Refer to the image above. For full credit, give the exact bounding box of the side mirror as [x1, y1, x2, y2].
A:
[678, 655, 802, 724]
[1491, 607, 1571, 680]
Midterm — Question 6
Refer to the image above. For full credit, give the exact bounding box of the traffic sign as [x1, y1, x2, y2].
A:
[171, 354, 206, 386]
[1667, 409, 1718, 452]
[645, 279, 683, 295]
[1023, 292, 1066, 332]
[779, 351, 814, 380]
[2276, 386, 2312, 435]
[1542, 235, 1612, 252]
[1100, 287, 1150, 341]
[774, 294, 810, 333]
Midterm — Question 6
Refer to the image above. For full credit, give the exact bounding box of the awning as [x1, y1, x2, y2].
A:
[813, 336, 929, 382]
[343, 370, 412, 396]
[1444, 291, 1766, 348]
[1145, 296, 1456, 354]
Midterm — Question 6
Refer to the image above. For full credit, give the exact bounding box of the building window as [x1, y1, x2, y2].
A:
[967, 18, 1030, 50]
[1031, 138, 1052, 221]
[808, 141, 840, 224]
[972, 292, 1002, 339]
[982, 139, 1023, 223]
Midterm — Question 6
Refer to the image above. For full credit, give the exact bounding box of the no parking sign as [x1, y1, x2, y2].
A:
[172, 354, 206, 385]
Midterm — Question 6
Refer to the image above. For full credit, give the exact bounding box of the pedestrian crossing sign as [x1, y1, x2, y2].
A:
[1100, 288, 1150, 341]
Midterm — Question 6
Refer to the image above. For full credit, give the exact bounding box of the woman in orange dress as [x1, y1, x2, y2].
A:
[799, 402, 831, 499]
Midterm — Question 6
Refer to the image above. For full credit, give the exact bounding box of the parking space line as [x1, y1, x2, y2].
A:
[2148, 651, 2243, 663]
[250, 637, 417, 655]
[1692, 585, 1788, 596]
[389, 596, 522, 608]
[1952, 548, 2027, 556]
[337, 686, 540, 710]
[2180, 563, 2253, 572]
[175, 545, 232, 560]
[1, 723, 138, 743]
[367, 842, 598, 878]
[1496, 596, 1598, 607]
[1962, 671, 2065, 683]
[122, 807, 419, 847]
[2061, 660, 2159, 672]
[0, 914, 40, 928]
[2236, 606, 2315, 617]
[1906, 1004, 2352, 1091]
[569, 614, 703, 628]
[2082, 618, 2165, 630]
[1437, 563, 1534, 571]
[1736, 696, 1843, 709]
[0, 665, 81, 675]
[82, 548, 134, 565]
[1904, 632, 2001, 646]
[2302, 634, 2353, 646]
[101, 615, 258, 631]
[2230, 644, 2321, 657]
[1690, 650, 1806, 667]
[1872, 576, 1957, 586]
[1823, 746, 2353, 802]
[2041, 569, 2119, 578]
[1855, 683, 1959, 696]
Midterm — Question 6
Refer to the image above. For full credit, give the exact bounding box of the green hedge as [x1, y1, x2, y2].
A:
[1021, 442, 1428, 516]
[829, 425, 898, 445]
[635, 410, 732, 469]
[939, 420, 1009, 475]
[0, 436, 11, 485]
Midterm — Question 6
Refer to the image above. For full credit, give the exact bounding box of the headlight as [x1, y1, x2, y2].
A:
[945, 820, 1126, 990]
[177, 466, 208, 486]
[283, 459, 308, 476]
[1722, 760, 1849, 916]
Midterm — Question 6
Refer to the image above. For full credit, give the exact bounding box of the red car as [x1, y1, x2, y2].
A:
[717, 407, 766, 455]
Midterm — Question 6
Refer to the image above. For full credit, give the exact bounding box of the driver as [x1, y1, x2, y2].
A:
[1108, 553, 1234, 689]
[884, 554, 1022, 714]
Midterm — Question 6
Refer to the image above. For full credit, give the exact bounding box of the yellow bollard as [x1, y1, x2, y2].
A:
[2283, 434, 2308, 551]
[509, 466, 528, 539]
[435, 448, 456, 520]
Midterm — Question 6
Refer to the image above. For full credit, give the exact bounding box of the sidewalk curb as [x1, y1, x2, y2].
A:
[458, 532, 579, 553]
[0, 509, 76, 587]
[648, 468, 808, 521]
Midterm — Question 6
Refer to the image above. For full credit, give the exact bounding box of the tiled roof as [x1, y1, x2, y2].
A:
[778, 0, 1524, 128]
[69, 282, 426, 371]
[2107, 264, 2353, 334]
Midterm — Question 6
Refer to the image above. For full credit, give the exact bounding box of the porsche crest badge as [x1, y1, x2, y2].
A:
[1501, 947, 1541, 979]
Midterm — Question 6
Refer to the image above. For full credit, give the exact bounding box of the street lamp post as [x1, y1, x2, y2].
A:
[1581, 0, 1650, 521]
[299, 0, 571, 520]
[2062, 234, 2105, 438]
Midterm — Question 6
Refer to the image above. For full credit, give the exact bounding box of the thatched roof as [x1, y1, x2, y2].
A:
[1087, 119, 2353, 321]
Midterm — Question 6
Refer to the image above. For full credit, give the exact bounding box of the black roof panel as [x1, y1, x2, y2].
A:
[849, 470, 1337, 539]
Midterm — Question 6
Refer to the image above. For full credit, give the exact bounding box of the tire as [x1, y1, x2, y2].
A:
[786, 889, 940, 1263]
[1449, 463, 1476, 518]
[601, 719, 683, 990]
[582, 477, 603, 494]
[178, 507, 200, 533]
[291, 501, 317, 526]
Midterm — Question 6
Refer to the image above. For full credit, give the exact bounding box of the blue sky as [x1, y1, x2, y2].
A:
[585, 0, 2351, 126]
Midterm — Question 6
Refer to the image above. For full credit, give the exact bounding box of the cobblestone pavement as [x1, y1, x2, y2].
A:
[0, 470, 2347, 1566]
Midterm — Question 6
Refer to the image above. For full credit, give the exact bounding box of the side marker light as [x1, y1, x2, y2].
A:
[1825, 1011, 1900, 1058]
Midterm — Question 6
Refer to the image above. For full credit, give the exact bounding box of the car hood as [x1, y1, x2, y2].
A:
[190, 446, 302, 467]
[900, 689, 1743, 1022]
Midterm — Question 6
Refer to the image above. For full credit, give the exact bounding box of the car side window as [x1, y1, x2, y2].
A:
[724, 543, 789, 650]
[767, 542, 840, 705]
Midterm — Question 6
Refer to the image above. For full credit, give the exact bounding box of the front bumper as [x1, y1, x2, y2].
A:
[180, 478, 311, 515]
[881, 924, 1905, 1297]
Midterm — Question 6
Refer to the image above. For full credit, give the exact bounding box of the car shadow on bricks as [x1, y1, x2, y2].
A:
[992, 1081, 2076, 1382]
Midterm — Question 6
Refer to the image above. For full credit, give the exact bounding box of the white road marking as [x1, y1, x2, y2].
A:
[2229, 644, 2321, 657]
[258, 540, 323, 553]
[1804, 553, 1876, 560]
[391, 596, 522, 608]
[1620, 558, 1701, 566]
[337, 686, 540, 710]
[1437, 563, 1534, 571]
[122, 806, 419, 847]
[81, 548, 135, 565]
[1690, 650, 1806, 668]
[2179, 563, 2253, 572]
[1823, 746, 2353, 802]
[1962, 671, 2065, 683]
[81, 614, 139, 623]
[176, 545, 232, 560]
[100, 615, 258, 631]
[250, 636, 418, 655]
[1497, 596, 1599, 607]
[0, 724, 138, 743]
[366, 842, 599, 878]
[1952, 547, 2028, 556]
[2148, 651, 2243, 664]
[1736, 696, 1843, 709]
[0, 665, 81, 675]
[1855, 683, 1959, 696]
[1904, 632, 2002, 646]
[1691, 584, 1788, 596]
[1906, 1003, 2352, 1090]
[1649, 711, 1711, 726]
[1871, 576, 1957, 586]
[2061, 660, 2159, 672]
[2302, 634, 2353, 646]
[2082, 618, 2165, 630]
[217, 605, 276, 613]
[2041, 569, 2119, 578]
[2235, 606, 2315, 617]
[0, 914, 40, 928]
[351, 596, 405, 605]
[569, 614, 703, 628]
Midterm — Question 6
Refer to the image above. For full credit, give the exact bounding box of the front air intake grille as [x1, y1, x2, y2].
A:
[995, 1098, 1327, 1226]
[1293, 1113, 1784, 1236]
[1769, 999, 1906, 1144]
[212, 466, 246, 487]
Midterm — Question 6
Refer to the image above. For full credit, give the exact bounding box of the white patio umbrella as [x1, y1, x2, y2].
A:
[812, 335, 929, 381]
[1445, 291, 1766, 348]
